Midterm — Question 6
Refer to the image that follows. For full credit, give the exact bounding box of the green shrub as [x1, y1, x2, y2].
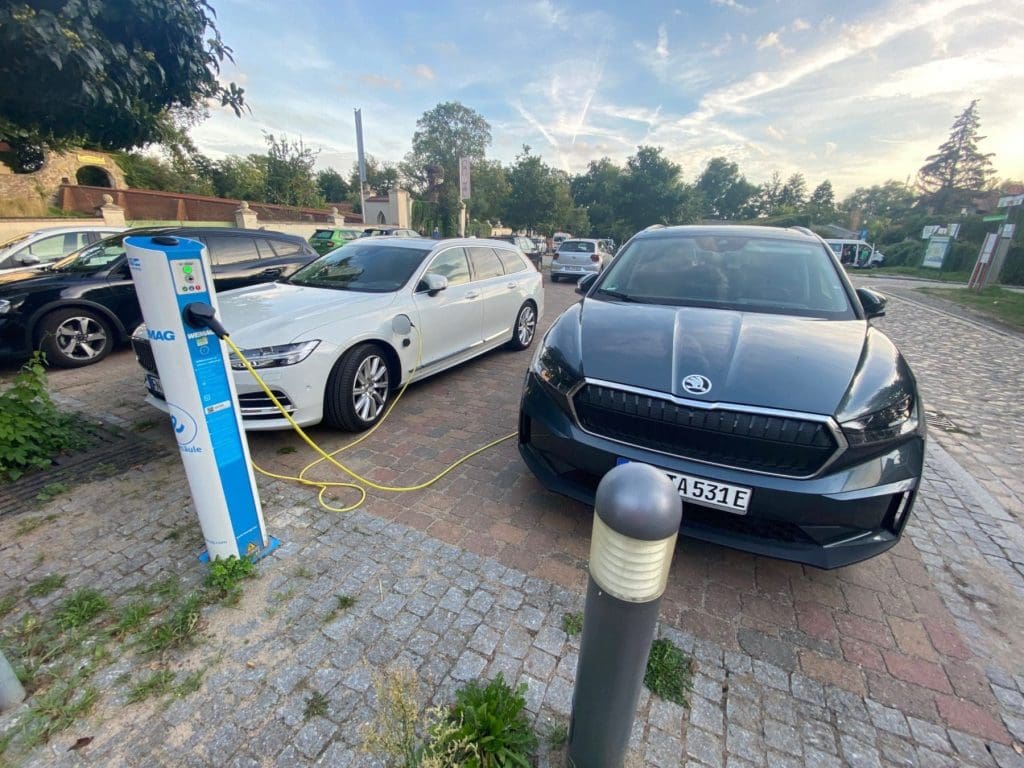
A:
[429, 673, 537, 767]
[999, 244, 1024, 286]
[204, 555, 255, 604]
[0, 354, 84, 481]
[879, 240, 923, 267]
[944, 241, 977, 272]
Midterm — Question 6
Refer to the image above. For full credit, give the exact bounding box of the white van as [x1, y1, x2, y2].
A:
[824, 239, 885, 268]
[552, 231, 572, 250]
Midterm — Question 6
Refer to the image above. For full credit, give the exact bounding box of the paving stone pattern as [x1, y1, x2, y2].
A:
[1, 279, 1022, 765]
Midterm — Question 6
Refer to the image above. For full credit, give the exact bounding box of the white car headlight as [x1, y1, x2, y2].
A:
[230, 340, 320, 370]
[841, 394, 919, 446]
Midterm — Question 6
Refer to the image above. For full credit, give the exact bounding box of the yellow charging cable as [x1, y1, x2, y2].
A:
[223, 334, 516, 513]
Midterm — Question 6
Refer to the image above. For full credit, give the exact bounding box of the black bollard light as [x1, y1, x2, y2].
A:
[567, 462, 682, 767]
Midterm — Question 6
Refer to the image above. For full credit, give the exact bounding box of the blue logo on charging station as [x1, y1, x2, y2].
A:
[167, 403, 199, 449]
[147, 329, 177, 341]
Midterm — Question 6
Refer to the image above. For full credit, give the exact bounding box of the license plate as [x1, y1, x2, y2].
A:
[618, 460, 752, 514]
[145, 374, 164, 396]
[565, 265, 582, 271]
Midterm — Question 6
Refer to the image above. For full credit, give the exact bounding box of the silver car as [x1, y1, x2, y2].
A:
[0, 226, 124, 273]
[551, 238, 611, 283]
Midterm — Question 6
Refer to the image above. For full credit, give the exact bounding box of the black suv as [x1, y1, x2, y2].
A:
[492, 235, 543, 273]
[0, 227, 317, 368]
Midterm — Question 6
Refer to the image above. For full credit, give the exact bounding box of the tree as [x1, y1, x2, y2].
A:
[316, 169, 350, 203]
[505, 146, 558, 233]
[0, 0, 245, 165]
[465, 159, 510, 224]
[696, 157, 757, 220]
[778, 173, 807, 211]
[620, 146, 700, 232]
[917, 100, 995, 213]
[571, 158, 626, 238]
[840, 180, 916, 233]
[264, 134, 322, 208]
[401, 102, 491, 191]
[806, 180, 836, 222]
[210, 155, 267, 201]
[751, 172, 784, 217]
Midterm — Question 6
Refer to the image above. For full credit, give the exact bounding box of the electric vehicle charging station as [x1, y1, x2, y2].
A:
[126, 235, 279, 562]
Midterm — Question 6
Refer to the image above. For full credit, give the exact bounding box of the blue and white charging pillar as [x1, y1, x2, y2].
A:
[126, 235, 278, 561]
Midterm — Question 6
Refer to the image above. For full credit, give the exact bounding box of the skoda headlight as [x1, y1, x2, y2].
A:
[230, 340, 320, 370]
[530, 342, 580, 396]
[841, 394, 918, 446]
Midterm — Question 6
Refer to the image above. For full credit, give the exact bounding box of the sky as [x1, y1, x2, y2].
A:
[190, 0, 1024, 197]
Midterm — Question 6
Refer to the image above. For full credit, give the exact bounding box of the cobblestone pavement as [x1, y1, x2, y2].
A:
[1, 278, 1023, 766]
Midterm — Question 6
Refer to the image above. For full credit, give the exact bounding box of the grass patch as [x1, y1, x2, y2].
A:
[34, 482, 71, 504]
[112, 599, 155, 638]
[917, 285, 1024, 329]
[870, 265, 970, 282]
[26, 574, 66, 599]
[545, 722, 569, 749]
[0, 594, 17, 618]
[304, 690, 329, 720]
[14, 676, 99, 751]
[126, 669, 176, 703]
[175, 669, 204, 697]
[292, 565, 314, 579]
[55, 589, 109, 630]
[132, 418, 158, 433]
[644, 637, 694, 706]
[142, 592, 202, 655]
[277, 445, 298, 455]
[324, 594, 356, 623]
[561, 612, 583, 637]
[15, 514, 58, 537]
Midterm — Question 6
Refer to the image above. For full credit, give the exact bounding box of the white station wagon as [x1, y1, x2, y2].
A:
[135, 238, 544, 431]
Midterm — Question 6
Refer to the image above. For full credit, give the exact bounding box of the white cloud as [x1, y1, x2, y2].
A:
[710, 0, 752, 12]
[825, 142, 837, 157]
[656, 23, 669, 60]
[756, 31, 781, 50]
[413, 64, 435, 80]
[765, 125, 785, 141]
[360, 74, 402, 90]
[792, 18, 810, 32]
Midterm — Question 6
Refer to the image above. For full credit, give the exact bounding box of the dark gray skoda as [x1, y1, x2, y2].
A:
[518, 225, 926, 569]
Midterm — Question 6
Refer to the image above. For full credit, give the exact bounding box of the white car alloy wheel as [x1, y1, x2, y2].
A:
[353, 353, 389, 421]
[508, 303, 538, 351]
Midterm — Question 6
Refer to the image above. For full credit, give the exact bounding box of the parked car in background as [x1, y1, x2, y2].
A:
[520, 225, 925, 569]
[133, 237, 544, 431]
[0, 227, 317, 368]
[825, 239, 885, 268]
[0, 226, 123, 273]
[532, 237, 548, 254]
[491, 234, 543, 272]
[599, 238, 617, 254]
[309, 227, 364, 255]
[360, 226, 419, 238]
[552, 231, 572, 251]
[550, 238, 612, 282]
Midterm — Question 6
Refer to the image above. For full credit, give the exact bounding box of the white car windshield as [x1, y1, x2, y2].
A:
[288, 243, 431, 292]
[594, 234, 855, 319]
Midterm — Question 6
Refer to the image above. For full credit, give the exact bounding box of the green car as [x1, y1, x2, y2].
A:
[309, 227, 362, 255]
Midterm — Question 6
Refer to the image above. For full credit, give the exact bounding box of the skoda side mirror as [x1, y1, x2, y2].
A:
[856, 287, 887, 319]
[18, 253, 40, 266]
[423, 273, 448, 296]
[576, 273, 598, 295]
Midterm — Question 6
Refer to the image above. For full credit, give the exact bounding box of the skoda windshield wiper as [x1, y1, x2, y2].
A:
[595, 288, 642, 303]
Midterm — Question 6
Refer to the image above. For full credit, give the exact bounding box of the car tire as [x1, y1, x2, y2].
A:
[507, 302, 538, 351]
[323, 343, 391, 431]
[551, 274, 560, 283]
[36, 308, 114, 368]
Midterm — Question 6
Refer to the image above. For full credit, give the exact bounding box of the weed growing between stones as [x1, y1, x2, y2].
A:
[14, 514, 57, 537]
[561, 611, 583, 637]
[26, 574, 66, 599]
[359, 666, 536, 767]
[203, 555, 256, 605]
[303, 690, 329, 720]
[643, 637, 694, 706]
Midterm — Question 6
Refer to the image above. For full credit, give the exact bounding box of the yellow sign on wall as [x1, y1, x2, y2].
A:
[76, 154, 106, 165]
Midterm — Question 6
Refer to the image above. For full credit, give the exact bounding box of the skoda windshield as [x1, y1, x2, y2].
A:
[593, 234, 856, 319]
[287, 243, 431, 292]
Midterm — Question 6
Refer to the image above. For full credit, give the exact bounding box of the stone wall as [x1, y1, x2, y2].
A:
[0, 148, 126, 205]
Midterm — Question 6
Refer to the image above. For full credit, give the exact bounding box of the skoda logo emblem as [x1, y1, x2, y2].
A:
[682, 374, 712, 395]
